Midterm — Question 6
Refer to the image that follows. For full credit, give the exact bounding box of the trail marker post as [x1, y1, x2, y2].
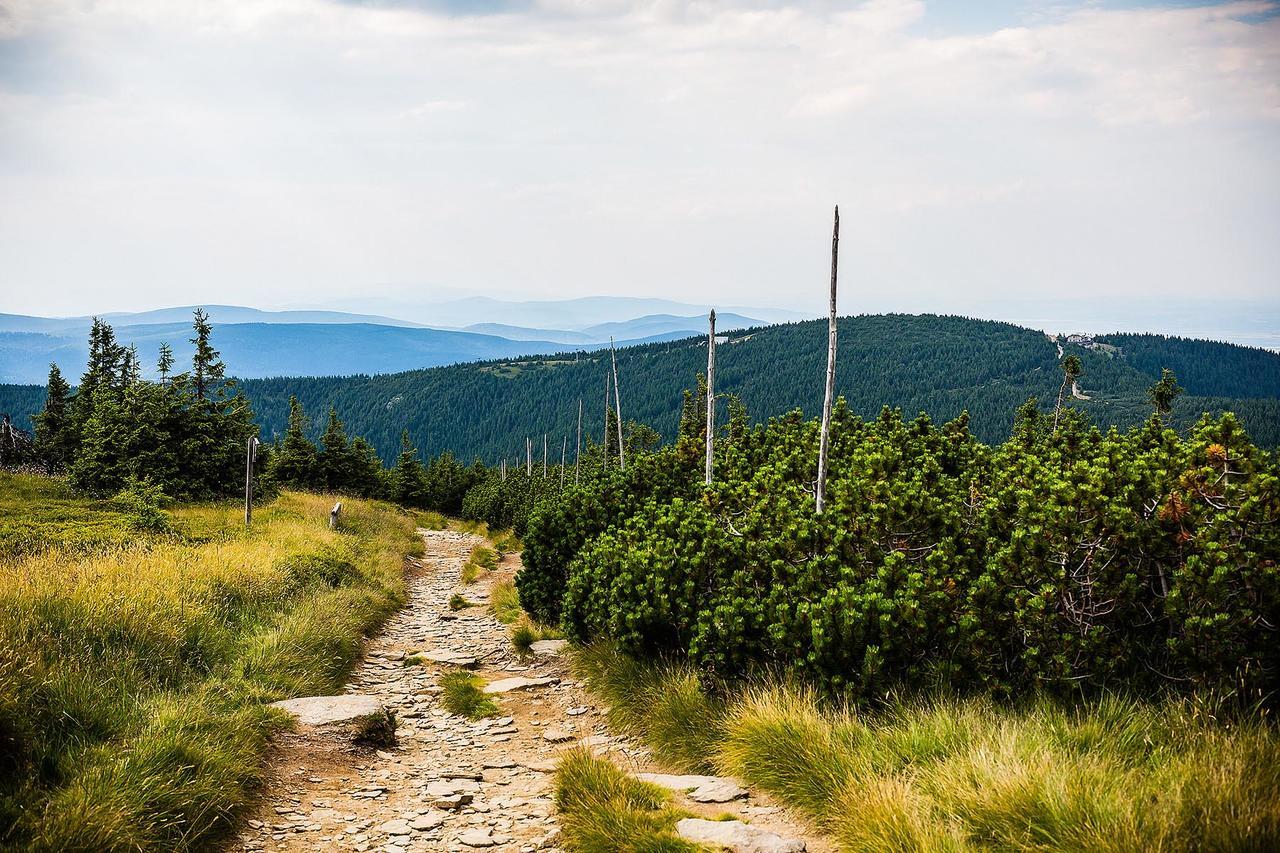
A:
[244, 436, 259, 526]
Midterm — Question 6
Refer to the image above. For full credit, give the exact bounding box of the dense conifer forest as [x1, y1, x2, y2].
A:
[223, 316, 1280, 459]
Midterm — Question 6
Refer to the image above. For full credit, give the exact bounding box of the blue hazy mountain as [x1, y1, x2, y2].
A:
[0, 321, 688, 384]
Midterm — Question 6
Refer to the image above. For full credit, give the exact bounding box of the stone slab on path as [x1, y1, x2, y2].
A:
[639, 772, 748, 803]
[677, 818, 806, 852]
[418, 649, 478, 667]
[269, 695, 382, 726]
[483, 675, 554, 694]
[529, 639, 568, 657]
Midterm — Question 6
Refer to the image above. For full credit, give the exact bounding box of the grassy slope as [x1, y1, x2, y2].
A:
[0, 473, 425, 851]
[572, 642, 1280, 852]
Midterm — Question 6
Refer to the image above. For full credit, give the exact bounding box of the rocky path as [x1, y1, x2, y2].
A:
[235, 528, 827, 853]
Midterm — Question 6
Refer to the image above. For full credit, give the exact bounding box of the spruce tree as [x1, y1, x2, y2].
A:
[348, 437, 388, 498]
[390, 430, 429, 507]
[270, 395, 318, 488]
[157, 342, 175, 383]
[318, 406, 353, 492]
[190, 308, 225, 401]
[33, 364, 73, 473]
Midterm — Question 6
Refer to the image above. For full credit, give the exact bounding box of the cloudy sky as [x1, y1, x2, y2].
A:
[0, 0, 1277, 320]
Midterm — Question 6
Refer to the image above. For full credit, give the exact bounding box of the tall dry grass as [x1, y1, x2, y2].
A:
[0, 478, 425, 851]
[572, 641, 1280, 852]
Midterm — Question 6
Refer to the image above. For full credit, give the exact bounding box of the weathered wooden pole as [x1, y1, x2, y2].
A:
[560, 435, 567, 487]
[543, 433, 548, 478]
[244, 436, 258, 526]
[705, 309, 716, 486]
[602, 369, 610, 471]
[816, 205, 840, 515]
[575, 398, 583, 485]
[526, 437, 533, 477]
[611, 338, 625, 472]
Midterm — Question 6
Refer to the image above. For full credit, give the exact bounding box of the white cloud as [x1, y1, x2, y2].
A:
[0, 0, 1276, 316]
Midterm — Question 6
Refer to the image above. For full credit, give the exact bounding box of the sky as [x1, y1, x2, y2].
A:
[0, 0, 1277, 322]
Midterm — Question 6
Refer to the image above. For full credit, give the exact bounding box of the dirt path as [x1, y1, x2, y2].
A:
[235, 529, 829, 853]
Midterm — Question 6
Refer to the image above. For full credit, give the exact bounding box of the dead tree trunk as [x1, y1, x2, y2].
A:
[705, 309, 717, 485]
[560, 436, 567, 487]
[526, 437, 533, 477]
[602, 369, 610, 471]
[543, 433, 548, 479]
[611, 338, 625, 472]
[575, 398, 583, 485]
[816, 205, 839, 515]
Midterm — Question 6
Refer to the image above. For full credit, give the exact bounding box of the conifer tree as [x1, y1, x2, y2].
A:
[157, 342, 174, 383]
[33, 363, 73, 473]
[390, 430, 429, 507]
[1148, 368, 1183, 421]
[190, 308, 225, 401]
[271, 395, 318, 488]
[318, 406, 353, 492]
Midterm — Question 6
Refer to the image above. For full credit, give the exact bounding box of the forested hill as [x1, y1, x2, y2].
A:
[3, 314, 1278, 461]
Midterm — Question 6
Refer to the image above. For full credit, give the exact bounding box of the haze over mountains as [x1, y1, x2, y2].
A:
[0, 298, 782, 384]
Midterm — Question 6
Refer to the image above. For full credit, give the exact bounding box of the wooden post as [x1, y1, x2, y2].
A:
[602, 369, 610, 471]
[611, 338, 625, 472]
[575, 397, 583, 485]
[329, 501, 342, 530]
[816, 205, 839, 515]
[244, 437, 258, 526]
[526, 437, 532, 477]
[705, 309, 716, 486]
[560, 435, 567, 487]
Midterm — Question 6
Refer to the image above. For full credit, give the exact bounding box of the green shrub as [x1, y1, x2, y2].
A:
[524, 403, 1280, 702]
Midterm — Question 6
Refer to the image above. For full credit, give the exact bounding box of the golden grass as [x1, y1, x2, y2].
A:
[572, 641, 1280, 852]
[0, 481, 426, 851]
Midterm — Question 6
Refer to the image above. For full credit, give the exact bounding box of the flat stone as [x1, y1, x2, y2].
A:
[409, 813, 444, 831]
[528, 639, 568, 657]
[270, 695, 383, 726]
[689, 779, 749, 803]
[457, 829, 496, 847]
[542, 728, 574, 743]
[675, 818, 805, 853]
[483, 676, 554, 695]
[420, 650, 478, 668]
[376, 819, 411, 836]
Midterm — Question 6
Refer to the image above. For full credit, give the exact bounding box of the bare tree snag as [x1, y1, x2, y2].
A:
[611, 337, 625, 473]
[575, 397, 583, 485]
[816, 205, 839, 515]
[543, 433, 548, 479]
[705, 309, 716, 486]
[526, 437, 533, 477]
[602, 369, 610, 471]
[560, 435, 567, 487]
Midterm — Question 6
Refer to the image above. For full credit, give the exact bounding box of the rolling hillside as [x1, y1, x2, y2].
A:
[4, 314, 1277, 462]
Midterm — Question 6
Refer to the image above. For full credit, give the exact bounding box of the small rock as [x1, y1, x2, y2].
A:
[376, 819, 411, 836]
[542, 728, 573, 743]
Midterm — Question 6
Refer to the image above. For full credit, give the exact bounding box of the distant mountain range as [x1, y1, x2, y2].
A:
[0, 301, 774, 383]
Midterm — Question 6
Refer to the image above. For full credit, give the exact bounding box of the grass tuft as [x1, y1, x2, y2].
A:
[460, 545, 498, 584]
[511, 616, 565, 656]
[353, 708, 397, 749]
[554, 748, 700, 852]
[490, 579, 522, 624]
[439, 671, 498, 720]
[448, 593, 473, 611]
